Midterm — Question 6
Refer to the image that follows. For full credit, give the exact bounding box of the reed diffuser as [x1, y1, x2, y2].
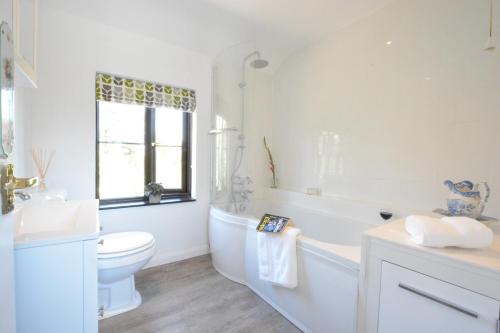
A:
[31, 148, 55, 191]
[263, 136, 277, 188]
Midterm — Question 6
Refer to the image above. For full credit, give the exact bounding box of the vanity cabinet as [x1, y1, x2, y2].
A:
[358, 219, 500, 333]
[378, 261, 499, 333]
[13, 199, 99, 333]
[15, 239, 98, 333]
[13, 0, 37, 86]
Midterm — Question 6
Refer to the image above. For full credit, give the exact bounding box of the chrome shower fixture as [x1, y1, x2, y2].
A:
[249, 58, 269, 69]
[208, 127, 238, 135]
[239, 51, 269, 88]
[230, 50, 270, 214]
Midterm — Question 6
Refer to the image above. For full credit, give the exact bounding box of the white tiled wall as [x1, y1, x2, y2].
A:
[271, 0, 500, 217]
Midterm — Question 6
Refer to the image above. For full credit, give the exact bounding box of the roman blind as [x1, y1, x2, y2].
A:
[95, 72, 196, 112]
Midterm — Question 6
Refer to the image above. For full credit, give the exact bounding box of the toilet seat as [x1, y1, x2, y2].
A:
[98, 232, 155, 259]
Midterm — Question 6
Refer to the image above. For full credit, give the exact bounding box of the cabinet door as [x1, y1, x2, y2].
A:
[15, 242, 84, 333]
[378, 261, 500, 333]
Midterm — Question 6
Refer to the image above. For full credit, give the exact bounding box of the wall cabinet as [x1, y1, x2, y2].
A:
[13, 0, 37, 86]
[378, 261, 500, 333]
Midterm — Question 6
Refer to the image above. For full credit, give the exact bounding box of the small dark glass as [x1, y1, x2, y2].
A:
[379, 210, 393, 221]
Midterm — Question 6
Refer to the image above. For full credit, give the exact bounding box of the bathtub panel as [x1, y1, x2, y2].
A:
[209, 204, 361, 333]
[245, 229, 358, 333]
[209, 207, 247, 284]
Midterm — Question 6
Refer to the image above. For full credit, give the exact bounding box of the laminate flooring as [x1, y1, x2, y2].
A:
[99, 254, 302, 333]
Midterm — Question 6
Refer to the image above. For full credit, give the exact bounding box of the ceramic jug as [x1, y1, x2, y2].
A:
[443, 180, 490, 219]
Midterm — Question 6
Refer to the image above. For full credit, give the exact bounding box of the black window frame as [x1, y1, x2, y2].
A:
[96, 101, 193, 209]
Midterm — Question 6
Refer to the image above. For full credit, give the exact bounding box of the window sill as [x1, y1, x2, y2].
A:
[99, 196, 196, 210]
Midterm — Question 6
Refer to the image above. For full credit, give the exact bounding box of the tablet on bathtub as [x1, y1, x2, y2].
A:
[257, 214, 292, 233]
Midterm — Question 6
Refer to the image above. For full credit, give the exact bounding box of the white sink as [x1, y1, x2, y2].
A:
[14, 199, 100, 248]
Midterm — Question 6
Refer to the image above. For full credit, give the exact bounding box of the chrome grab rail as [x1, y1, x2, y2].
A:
[398, 282, 479, 319]
[208, 127, 238, 135]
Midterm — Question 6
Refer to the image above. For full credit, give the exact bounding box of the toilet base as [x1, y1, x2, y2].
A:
[99, 291, 142, 319]
[98, 275, 143, 319]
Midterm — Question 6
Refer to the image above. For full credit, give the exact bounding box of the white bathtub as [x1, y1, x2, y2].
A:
[209, 191, 375, 333]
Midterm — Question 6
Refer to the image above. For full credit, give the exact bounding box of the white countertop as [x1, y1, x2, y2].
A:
[365, 219, 500, 275]
[14, 199, 100, 249]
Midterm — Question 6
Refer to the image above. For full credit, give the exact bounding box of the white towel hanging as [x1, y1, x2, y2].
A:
[257, 226, 301, 288]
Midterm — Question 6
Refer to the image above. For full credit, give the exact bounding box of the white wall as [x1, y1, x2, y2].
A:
[0, 0, 11, 26]
[24, 5, 212, 266]
[13, 88, 29, 175]
[272, 0, 500, 217]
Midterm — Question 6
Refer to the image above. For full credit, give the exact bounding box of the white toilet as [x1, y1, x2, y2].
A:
[97, 232, 156, 319]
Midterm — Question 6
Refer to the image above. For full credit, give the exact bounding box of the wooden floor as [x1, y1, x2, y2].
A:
[99, 255, 302, 333]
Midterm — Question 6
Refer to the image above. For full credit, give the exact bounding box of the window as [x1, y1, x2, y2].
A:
[96, 100, 192, 207]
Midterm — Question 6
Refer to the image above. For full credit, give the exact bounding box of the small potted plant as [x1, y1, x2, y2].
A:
[145, 182, 165, 204]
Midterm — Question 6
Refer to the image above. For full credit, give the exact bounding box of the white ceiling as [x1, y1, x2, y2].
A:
[43, 0, 393, 67]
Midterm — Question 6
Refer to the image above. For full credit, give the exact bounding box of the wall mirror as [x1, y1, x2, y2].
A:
[0, 22, 14, 159]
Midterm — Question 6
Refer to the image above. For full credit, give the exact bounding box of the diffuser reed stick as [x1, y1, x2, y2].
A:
[263, 136, 277, 188]
[31, 148, 55, 191]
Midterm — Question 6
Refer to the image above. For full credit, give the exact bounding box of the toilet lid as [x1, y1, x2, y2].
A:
[98, 232, 155, 256]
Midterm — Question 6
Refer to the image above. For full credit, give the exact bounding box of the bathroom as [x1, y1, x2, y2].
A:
[0, 0, 499, 332]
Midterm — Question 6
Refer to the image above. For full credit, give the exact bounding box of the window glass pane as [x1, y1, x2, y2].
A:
[99, 143, 145, 199]
[155, 109, 183, 146]
[155, 146, 182, 189]
[98, 101, 145, 143]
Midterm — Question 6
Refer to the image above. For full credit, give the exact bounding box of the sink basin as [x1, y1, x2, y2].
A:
[14, 199, 100, 248]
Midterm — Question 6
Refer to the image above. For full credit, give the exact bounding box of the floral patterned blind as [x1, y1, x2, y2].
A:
[95, 72, 196, 112]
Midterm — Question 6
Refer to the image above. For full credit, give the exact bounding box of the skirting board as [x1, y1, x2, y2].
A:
[144, 245, 210, 269]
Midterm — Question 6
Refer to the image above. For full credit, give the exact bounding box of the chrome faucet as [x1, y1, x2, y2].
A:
[15, 191, 32, 201]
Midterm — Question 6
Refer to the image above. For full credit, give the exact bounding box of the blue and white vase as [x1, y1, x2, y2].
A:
[444, 180, 490, 219]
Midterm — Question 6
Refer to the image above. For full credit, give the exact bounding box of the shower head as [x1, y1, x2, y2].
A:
[250, 58, 269, 69]
[242, 51, 269, 69]
[239, 51, 269, 88]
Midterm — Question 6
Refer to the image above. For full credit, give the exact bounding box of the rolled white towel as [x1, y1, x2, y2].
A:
[404, 215, 493, 249]
[441, 216, 494, 248]
[405, 215, 461, 247]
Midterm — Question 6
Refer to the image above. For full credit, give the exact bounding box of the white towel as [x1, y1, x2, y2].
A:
[405, 215, 493, 248]
[257, 226, 301, 288]
[441, 216, 494, 248]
